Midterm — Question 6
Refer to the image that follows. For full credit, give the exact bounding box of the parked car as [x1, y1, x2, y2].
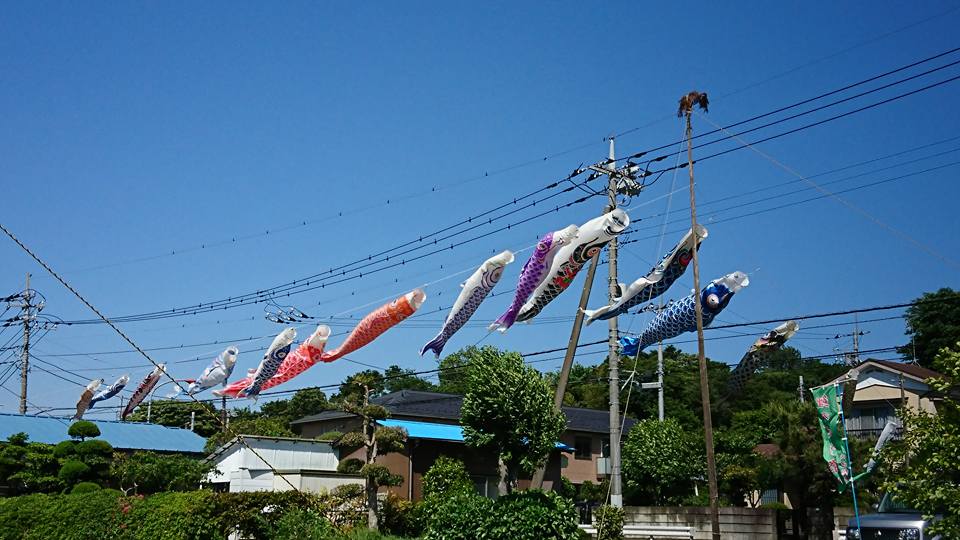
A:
[846, 492, 941, 540]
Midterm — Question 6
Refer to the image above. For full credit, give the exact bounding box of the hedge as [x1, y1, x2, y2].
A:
[0, 489, 366, 540]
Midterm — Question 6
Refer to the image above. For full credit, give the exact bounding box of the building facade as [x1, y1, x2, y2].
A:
[291, 390, 632, 500]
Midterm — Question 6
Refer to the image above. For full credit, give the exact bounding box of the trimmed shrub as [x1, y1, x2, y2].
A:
[67, 421, 100, 441]
[421, 456, 474, 502]
[70, 482, 101, 494]
[271, 508, 335, 539]
[53, 440, 76, 459]
[594, 504, 624, 540]
[423, 494, 494, 540]
[380, 492, 423, 538]
[57, 460, 90, 485]
[488, 490, 581, 540]
[316, 431, 343, 442]
[337, 458, 364, 474]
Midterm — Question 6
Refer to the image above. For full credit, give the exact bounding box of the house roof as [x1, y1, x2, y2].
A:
[291, 390, 635, 434]
[868, 360, 940, 381]
[0, 413, 207, 453]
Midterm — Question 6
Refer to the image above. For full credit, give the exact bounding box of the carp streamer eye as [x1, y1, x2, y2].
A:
[705, 293, 720, 309]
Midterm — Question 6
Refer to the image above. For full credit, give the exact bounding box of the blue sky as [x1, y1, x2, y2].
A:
[2, 2, 960, 417]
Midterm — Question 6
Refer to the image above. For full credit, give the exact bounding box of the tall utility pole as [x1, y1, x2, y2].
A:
[656, 342, 665, 420]
[604, 138, 623, 507]
[19, 273, 32, 415]
[679, 90, 721, 540]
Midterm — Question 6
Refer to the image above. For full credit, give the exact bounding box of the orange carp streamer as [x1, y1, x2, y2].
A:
[321, 288, 426, 362]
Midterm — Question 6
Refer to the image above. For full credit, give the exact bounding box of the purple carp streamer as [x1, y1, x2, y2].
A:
[89, 374, 129, 409]
[122, 364, 166, 420]
[421, 250, 514, 357]
[727, 320, 799, 394]
[516, 209, 630, 323]
[619, 271, 749, 357]
[240, 328, 296, 398]
[584, 225, 707, 325]
[72, 378, 104, 420]
[187, 346, 240, 395]
[489, 225, 578, 333]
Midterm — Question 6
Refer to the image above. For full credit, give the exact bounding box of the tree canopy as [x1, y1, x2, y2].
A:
[460, 346, 565, 494]
[898, 288, 960, 368]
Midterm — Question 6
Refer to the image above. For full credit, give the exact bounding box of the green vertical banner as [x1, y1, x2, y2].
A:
[810, 384, 852, 491]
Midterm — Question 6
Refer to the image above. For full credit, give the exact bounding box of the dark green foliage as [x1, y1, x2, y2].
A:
[260, 388, 331, 425]
[337, 458, 364, 474]
[128, 399, 221, 437]
[422, 494, 494, 540]
[578, 479, 609, 503]
[422, 455, 474, 502]
[57, 460, 90, 486]
[111, 451, 213, 495]
[460, 346, 565, 493]
[423, 490, 581, 540]
[0, 489, 367, 540]
[379, 492, 424, 538]
[881, 344, 960, 538]
[383, 364, 436, 393]
[67, 420, 100, 441]
[0, 436, 62, 494]
[594, 504, 624, 540]
[555, 476, 577, 500]
[53, 440, 76, 458]
[435, 346, 477, 395]
[898, 288, 960, 368]
[69, 481, 101, 494]
[316, 430, 344, 441]
[622, 418, 704, 505]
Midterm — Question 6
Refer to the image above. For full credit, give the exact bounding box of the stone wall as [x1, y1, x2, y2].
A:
[624, 506, 777, 540]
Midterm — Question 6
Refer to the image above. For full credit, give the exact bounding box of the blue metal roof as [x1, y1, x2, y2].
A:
[379, 419, 573, 451]
[0, 413, 207, 453]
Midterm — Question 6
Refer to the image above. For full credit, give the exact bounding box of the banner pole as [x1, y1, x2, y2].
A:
[835, 382, 862, 536]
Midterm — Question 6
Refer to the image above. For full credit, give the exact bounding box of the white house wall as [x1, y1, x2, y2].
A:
[207, 438, 342, 491]
[855, 369, 927, 393]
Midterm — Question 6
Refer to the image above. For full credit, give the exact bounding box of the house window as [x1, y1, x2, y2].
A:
[574, 436, 592, 460]
[848, 404, 896, 433]
[601, 438, 611, 458]
[471, 476, 498, 499]
[760, 488, 779, 505]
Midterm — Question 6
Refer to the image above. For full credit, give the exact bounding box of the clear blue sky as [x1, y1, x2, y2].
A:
[2, 2, 959, 417]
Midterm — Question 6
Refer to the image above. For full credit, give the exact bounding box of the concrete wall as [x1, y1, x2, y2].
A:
[624, 507, 777, 540]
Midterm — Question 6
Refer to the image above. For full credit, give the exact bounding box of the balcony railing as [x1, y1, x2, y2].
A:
[845, 427, 903, 441]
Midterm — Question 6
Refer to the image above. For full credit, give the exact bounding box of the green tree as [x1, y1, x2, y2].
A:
[622, 418, 703, 505]
[881, 343, 960, 538]
[436, 346, 480, 395]
[334, 369, 386, 404]
[460, 346, 565, 494]
[204, 416, 294, 453]
[260, 388, 330, 424]
[111, 451, 214, 495]
[67, 420, 100, 441]
[335, 371, 406, 531]
[898, 288, 960, 368]
[127, 399, 221, 437]
[383, 364, 436, 393]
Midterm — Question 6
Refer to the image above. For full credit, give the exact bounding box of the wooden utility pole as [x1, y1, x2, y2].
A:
[19, 273, 32, 414]
[679, 90, 721, 540]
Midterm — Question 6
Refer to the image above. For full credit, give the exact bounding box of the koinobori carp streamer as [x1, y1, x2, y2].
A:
[584, 225, 706, 325]
[187, 346, 240, 395]
[238, 328, 296, 398]
[489, 225, 578, 333]
[619, 271, 749, 357]
[122, 364, 166, 420]
[217, 325, 331, 398]
[516, 209, 630, 323]
[89, 374, 129, 409]
[321, 288, 426, 362]
[73, 378, 103, 420]
[421, 250, 514, 357]
[727, 320, 799, 394]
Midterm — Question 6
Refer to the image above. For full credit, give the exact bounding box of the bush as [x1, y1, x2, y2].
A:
[380, 492, 423, 538]
[53, 440, 76, 459]
[58, 460, 90, 485]
[316, 431, 343, 442]
[337, 458, 364, 474]
[270, 508, 335, 539]
[424, 490, 581, 540]
[70, 482, 101, 494]
[555, 477, 577, 500]
[423, 493, 494, 540]
[593, 505, 624, 540]
[75, 439, 113, 456]
[422, 456, 474, 502]
[488, 490, 581, 540]
[67, 421, 100, 440]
